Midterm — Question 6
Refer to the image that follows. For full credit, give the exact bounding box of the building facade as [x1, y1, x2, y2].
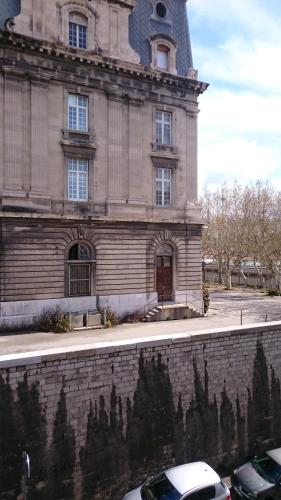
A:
[0, 0, 208, 327]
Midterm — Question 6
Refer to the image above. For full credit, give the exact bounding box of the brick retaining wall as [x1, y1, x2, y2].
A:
[1, 323, 281, 499]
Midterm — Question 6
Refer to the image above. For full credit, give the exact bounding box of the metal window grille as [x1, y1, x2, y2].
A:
[156, 110, 172, 145]
[68, 94, 88, 131]
[156, 167, 171, 206]
[69, 263, 90, 296]
[68, 158, 88, 201]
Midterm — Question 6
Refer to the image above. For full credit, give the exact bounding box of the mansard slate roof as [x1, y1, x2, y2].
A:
[129, 0, 193, 76]
[0, 0, 20, 29]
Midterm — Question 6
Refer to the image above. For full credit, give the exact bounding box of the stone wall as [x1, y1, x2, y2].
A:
[1, 322, 281, 499]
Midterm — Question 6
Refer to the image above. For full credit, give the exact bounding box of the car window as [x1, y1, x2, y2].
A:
[251, 454, 281, 484]
[185, 485, 216, 500]
[141, 473, 181, 500]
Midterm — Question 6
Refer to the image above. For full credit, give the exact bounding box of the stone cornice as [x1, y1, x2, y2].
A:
[0, 30, 209, 95]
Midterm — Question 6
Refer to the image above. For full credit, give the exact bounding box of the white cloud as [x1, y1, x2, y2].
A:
[198, 136, 280, 192]
[189, 0, 281, 193]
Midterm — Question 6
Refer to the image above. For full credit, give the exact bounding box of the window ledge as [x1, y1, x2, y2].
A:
[61, 129, 97, 158]
[151, 142, 178, 155]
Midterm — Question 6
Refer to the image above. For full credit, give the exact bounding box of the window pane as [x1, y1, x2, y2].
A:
[157, 49, 169, 70]
[69, 22, 77, 47]
[156, 167, 171, 206]
[79, 25, 87, 49]
[68, 94, 88, 131]
[69, 264, 90, 296]
[68, 158, 88, 201]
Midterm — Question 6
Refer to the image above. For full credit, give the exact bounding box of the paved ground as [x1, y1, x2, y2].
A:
[1, 286, 281, 355]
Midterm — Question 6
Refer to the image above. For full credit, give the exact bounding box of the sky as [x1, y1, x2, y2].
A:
[188, 0, 281, 192]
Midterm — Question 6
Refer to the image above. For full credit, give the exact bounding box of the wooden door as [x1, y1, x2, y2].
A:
[156, 255, 173, 301]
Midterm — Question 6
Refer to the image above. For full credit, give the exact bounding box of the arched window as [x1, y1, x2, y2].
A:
[67, 243, 94, 296]
[69, 12, 87, 49]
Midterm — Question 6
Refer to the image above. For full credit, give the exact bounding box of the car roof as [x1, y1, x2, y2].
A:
[267, 448, 281, 465]
[165, 462, 220, 495]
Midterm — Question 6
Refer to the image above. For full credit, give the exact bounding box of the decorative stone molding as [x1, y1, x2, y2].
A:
[56, 0, 98, 50]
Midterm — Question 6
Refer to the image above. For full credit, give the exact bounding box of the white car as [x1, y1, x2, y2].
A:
[122, 461, 231, 500]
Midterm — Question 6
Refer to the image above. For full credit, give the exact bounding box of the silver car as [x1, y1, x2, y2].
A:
[122, 461, 231, 500]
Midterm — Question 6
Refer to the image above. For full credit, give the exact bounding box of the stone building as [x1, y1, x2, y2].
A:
[0, 0, 208, 327]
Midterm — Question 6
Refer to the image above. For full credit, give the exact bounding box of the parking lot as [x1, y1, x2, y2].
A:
[1, 286, 281, 356]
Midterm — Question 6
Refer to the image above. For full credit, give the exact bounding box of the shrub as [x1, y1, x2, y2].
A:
[266, 289, 281, 297]
[100, 309, 119, 327]
[37, 309, 71, 333]
[203, 283, 210, 313]
[121, 312, 145, 323]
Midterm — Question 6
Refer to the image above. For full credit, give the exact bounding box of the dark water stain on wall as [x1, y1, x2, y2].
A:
[186, 359, 219, 462]
[16, 373, 48, 499]
[0, 373, 21, 499]
[220, 386, 235, 463]
[248, 341, 271, 454]
[236, 395, 246, 461]
[126, 351, 176, 484]
[80, 386, 126, 499]
[48, 385, 76, 499]
[270, 367, 281, 447]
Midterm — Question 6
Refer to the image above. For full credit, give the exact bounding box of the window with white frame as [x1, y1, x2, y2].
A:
[68, 94, 88, 132]
[69, 12, 87, 49]
[68, 158, 88, 201]
[156, 110, 172, 145]
[156, 44, 169, 70]
[156, 167, 171, 206]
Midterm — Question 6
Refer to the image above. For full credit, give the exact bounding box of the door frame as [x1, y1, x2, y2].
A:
[155, 242, 176, 302]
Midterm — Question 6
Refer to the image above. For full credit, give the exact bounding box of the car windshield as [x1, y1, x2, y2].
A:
[251, 454, 281, 484]
[141, 473, 181, 500]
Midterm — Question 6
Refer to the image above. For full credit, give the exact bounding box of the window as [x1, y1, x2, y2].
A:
[69, 13, 87, 49]
[155, 2, 167, 18]
[68, 94, 88, 132]
[156, 167, 171, 206]
[156, 44, 169, 70]
[141, 473, 181, 500]
[186, 485, 216, 500]
[68, 158, 88, 201]
[156, 110, 172, 145]
[67, 243, 91, 297]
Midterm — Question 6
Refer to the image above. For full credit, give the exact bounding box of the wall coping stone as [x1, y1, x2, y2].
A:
[1, 321, 281, 368]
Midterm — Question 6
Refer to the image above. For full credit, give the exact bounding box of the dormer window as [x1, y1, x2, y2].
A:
[156, 45, 169, 70]
[150, 35, 177, 74]
[69, 12, 87, 49]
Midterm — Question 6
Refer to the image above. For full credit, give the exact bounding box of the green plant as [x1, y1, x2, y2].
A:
[266, 289, 281, 297]
[37, 309, 71, 333]
[121, 311, 145, 323]
[203, 283, 210, 313]
[100, 308, 119, 327]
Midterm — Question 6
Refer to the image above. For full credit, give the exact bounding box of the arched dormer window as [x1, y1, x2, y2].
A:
[57, 1, 97, 51]
[150, 34, 177, 75]
[69, 12, 87, 49]
[66, 242, 95, 296]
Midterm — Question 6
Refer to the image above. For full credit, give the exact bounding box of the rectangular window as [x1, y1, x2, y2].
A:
[156, 167, 171, 206]
[157, 46, 169, 70]
[68, 158, 88, 201]
[156, 110, 172, 145]
[69, 22, 87, 49]
[68, 94, 88, 131]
